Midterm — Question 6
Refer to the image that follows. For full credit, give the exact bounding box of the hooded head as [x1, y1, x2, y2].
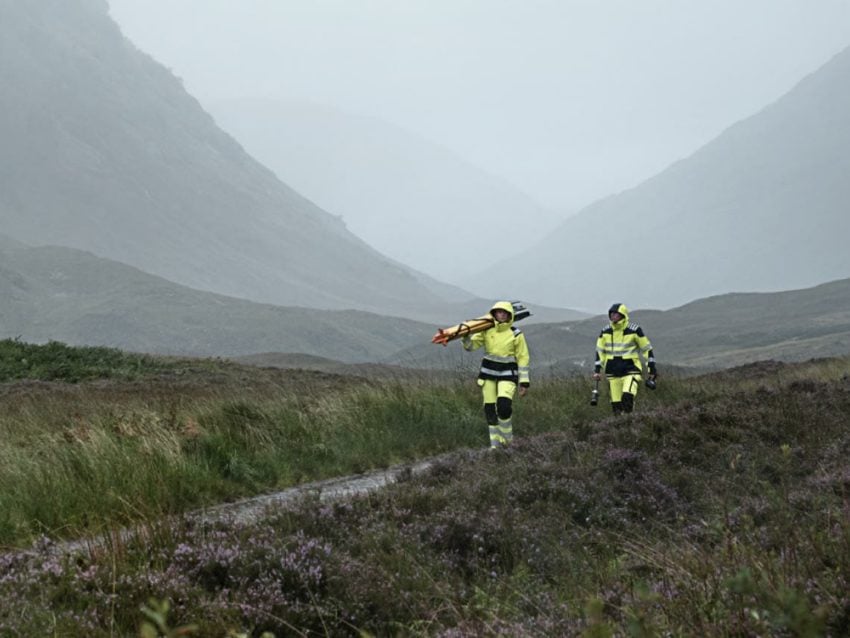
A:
[608, 302, 629, 327]
[490, 300, 515, 328]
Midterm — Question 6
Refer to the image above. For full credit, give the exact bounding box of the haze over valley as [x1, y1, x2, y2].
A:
[207, 98, 560, 282]
[1, 0, 849, 361]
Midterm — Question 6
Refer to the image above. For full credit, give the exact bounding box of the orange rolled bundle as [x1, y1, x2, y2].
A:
[431, 315, 495, 346]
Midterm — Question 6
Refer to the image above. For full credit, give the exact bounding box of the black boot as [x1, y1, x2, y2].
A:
[621, 392, 634, 413]
[611, 401, 623, 415]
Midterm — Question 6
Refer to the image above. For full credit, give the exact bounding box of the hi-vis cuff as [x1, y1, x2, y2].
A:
[518, 366, 530, 384]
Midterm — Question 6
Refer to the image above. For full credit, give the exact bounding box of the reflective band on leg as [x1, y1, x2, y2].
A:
[489, 425, 504, 448]
[498, 418, 513, 444]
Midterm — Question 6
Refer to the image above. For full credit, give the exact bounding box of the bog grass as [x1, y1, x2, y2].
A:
[1, 341, 849, 636]
[0, 373, 482, 545]
[0, 338, 174, 382]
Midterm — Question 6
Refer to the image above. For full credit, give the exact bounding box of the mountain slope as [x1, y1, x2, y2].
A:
[0, 236, 434, 362]
[208, 98, 559, 285]
[389, 277, 850, 372]
[560, 278, 850, 369]
[471, 45, 850, 311]
[0, 0, 458, 318]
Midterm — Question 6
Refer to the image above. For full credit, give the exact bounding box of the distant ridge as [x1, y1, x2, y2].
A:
[0, 236, 433, 362]
[389, 277, 850, 372]
[0, 234, 587, 361]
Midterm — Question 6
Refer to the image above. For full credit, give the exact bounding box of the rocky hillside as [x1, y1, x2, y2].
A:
[0, 0, 461, 318]
[473, 45, 850, 311]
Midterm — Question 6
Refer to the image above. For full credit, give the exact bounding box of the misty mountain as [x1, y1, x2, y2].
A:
[0, 235, 434, 361]
[0, 0, 479, 320]
[207, 98, 560, 285]
[0, 233, 585, 361]
[471, 45, 850, 311]
[389, 277, 850, 373]
[5, 231, 843, 372]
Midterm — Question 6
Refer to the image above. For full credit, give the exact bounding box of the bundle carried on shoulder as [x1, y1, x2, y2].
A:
[431, 301, 531, 346]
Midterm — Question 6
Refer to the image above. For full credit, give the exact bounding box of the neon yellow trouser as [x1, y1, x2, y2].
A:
[480, 379, 516, 447]
[607, 373, 641, 402]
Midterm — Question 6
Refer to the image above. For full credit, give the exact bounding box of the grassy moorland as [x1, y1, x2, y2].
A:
[0, 340, 849, 635]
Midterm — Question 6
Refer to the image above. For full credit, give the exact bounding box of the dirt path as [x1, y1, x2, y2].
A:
[31, 458, 441, 558]
[193, 458, 437, 526]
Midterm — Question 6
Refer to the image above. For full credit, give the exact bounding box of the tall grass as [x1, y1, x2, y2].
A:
[1, 345, 849, 635]
[0, 384, 442, 544]
[2, 367, 611, 546]
[0, 352, 801, 547]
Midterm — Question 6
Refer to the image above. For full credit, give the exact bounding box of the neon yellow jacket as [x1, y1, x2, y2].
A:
[594, 303, 656, 377]
[463, 301, 530, 386]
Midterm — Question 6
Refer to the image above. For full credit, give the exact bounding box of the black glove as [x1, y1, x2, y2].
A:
[646, 365, 658, 389]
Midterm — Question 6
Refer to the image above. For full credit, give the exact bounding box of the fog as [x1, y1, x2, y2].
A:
[107, 0, 850, 213]
[102, 1, 850, 287]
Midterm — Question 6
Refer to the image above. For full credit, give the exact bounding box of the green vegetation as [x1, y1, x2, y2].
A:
[0, 342, 483, 545]
[0, 341, 848, 635]
[0, 338, 174, 382]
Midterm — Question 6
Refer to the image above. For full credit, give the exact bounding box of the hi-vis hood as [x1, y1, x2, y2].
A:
[608, 302, 629, 329]
[490, 300, 515, 329]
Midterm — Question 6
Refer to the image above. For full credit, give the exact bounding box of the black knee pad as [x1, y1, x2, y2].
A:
[621, 392, 634, 413]
[611, 401, 623, 415]
[496, 397, 513, 420]
[484, 403, 498, 425]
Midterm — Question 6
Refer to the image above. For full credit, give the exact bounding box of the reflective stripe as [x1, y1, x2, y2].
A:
[483, 354, 517, 363]
[480, 366, 518, 377]
[601, 348, 638, 356]
[489, 421, 513, 447]
[639, 344, 653, 353]
[600, 341, 640, 355]
[497, 421, 513, 441]
[489, 426, 507, 447]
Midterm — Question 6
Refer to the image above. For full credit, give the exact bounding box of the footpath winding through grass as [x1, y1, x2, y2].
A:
[0, 339, 633, 548]
[1, 341, 849, 635]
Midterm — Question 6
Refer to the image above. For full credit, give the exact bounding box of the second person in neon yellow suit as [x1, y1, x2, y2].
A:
[592, 302, 657, 414]
[462, 301, 531, 448]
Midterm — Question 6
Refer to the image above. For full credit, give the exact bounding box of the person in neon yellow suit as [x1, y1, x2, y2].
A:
[462, 301, 531, 448]
[592, 302, 657, 414]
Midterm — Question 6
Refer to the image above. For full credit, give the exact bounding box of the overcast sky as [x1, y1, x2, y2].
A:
[107, 0, 850, 211]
